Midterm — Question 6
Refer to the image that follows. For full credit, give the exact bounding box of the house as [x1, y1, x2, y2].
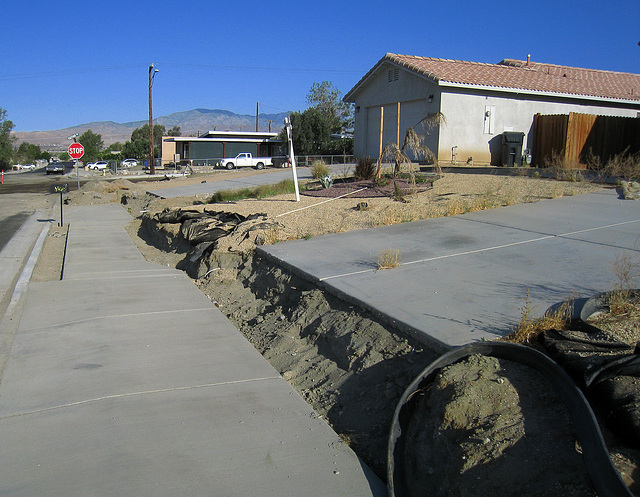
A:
[162, 130, 284, 167]
[344, 53, 640, 166]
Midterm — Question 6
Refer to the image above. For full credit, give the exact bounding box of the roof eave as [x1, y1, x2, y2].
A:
[165, 136, 282, 143]
[440, 81, 640, 105]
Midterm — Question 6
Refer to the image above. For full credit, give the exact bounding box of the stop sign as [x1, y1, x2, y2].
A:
[68, 143, 85, 159]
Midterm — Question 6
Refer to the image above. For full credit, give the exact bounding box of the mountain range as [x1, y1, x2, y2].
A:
[11, 108, 290, 152]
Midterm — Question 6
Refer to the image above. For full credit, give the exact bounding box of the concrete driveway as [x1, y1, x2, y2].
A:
[259, 189, 640, 352]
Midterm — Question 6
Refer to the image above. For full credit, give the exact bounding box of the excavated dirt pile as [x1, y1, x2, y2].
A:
[135, 210, 439, 477]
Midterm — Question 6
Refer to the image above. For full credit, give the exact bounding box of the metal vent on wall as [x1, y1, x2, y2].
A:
[388, 68, 399, 82]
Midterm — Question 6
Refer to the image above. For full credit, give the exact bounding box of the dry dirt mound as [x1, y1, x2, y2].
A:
[67, 179, 145, 206]
[400, 354, 596, 497]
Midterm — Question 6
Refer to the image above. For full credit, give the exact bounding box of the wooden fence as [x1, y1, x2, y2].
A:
[532, 112, 640, 168]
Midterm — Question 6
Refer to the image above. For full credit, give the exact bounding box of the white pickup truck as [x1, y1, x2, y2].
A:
[219, 153, 272, 170]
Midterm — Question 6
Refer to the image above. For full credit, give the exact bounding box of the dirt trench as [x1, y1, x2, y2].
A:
[134, 215, 439, 479]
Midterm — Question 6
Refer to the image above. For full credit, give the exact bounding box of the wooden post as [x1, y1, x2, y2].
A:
[379, 106, 384, 156]
[396, 102, 401, 148]
[377, 106, 384, 178]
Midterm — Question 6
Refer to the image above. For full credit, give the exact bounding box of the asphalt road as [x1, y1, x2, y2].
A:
[0, 168, 85, 194]
[0, 170, 65, 250]
[0, 212, 32, 254]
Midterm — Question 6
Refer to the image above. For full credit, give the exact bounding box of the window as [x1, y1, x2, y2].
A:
[388, 68, 399, 82]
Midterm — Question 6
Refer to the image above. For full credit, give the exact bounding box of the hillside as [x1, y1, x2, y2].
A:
[11, 108, 289, 152]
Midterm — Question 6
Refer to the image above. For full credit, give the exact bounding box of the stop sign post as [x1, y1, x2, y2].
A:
[68, 142, 84, 190]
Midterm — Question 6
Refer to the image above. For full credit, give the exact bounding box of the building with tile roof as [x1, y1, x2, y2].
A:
[345, 53, 640, 165]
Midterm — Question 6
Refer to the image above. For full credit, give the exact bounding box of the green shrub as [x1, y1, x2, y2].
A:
[320, 175, 334, 189]
[355, 156, 376, 180]
[310, 160, 330, 180]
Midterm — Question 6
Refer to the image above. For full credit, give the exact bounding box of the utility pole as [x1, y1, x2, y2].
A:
[148, 63, 158, 175]
[256, 102, 259, 132]
[267, 120, 273, 132]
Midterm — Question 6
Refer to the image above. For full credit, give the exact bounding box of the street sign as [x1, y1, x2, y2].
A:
[68, 143, 84, 159]
[50, 184, 69, 226]
[50, 184, 69, 194]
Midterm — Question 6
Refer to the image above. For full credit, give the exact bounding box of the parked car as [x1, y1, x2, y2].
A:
[45, 163, 64, 175]
[218, 153, 273, 170]
[121, 158, 138, 168]
[88, 161, 109, 170]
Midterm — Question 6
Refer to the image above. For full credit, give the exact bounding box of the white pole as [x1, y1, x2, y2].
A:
[285, 117, 300, 202]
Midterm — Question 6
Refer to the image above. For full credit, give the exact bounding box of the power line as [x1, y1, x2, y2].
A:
[0, 65, 143, 82]
[0, 62, 366, 82]
[160, 62, 366, 75]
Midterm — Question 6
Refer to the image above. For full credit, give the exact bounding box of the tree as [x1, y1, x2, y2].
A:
[278, 82, 354, 157]
[78, 129, 103, 162]
[281, 108, 333, 155]
[0, 107, 15, 170]
[105, 141, 124, 153]
[167, 126, 181, 137]
[14, 142, 43, 163]
[378, 112, 446, 178]
[306, 81, 354, 132]
[122, 124, 166, 160]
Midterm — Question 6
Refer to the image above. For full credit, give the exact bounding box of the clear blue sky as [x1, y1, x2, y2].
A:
[2, 0, 639, 132]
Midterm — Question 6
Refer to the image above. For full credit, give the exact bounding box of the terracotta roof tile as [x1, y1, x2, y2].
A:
[350, 53, 640, 102]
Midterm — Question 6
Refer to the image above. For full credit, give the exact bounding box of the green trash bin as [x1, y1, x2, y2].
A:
[501, 132, 525, 167]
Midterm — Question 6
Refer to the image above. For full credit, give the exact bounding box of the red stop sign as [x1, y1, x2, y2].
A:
[68, 143, 85, 159]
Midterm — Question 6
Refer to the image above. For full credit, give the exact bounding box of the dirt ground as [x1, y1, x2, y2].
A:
[43, 168, 639, 494]
[401, 354, 598, 497]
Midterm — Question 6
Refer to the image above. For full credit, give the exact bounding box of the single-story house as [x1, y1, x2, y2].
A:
[162, 130, 284, 167]
[344, 53, 640, 165]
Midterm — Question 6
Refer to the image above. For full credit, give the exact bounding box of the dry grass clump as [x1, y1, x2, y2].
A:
[377, 249, 401, 270]
[609, 253, 640, 316]
[603, 151, 640, 182]
[502, 290, 573, 344]
[355, 156, 376, 180]
[310, 160, 330, 180]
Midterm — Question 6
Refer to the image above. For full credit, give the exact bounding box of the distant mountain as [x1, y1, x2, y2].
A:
[11, 108, 289, 151]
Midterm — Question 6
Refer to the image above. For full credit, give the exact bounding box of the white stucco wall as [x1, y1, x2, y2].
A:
[350, 63, 640, 164]
[439, 89, 640, 164]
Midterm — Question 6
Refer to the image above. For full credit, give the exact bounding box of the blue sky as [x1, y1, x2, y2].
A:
[2, 0, 639, 132]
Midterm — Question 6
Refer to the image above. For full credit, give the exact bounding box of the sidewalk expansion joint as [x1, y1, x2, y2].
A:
[319, 218, 640, 282]
[0, 376, 282, 421]
[64, 272, 182, 282]
[20, 307, 216, 334]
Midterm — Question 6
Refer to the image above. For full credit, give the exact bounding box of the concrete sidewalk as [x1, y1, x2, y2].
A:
[0, 204, 384, 497]
[259, 189, 640, 352]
